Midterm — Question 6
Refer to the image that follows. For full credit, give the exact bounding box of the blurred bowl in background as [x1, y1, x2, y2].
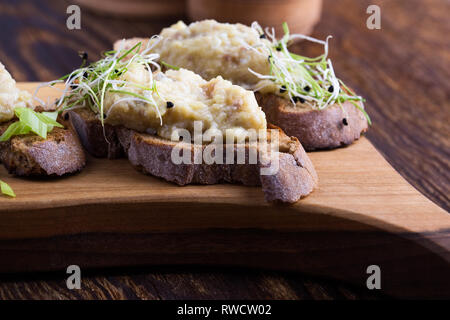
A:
[187, 0, 322, 35]
[73, 0, 186, 17]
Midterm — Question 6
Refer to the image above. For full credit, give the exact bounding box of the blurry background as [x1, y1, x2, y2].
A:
[0, 0, 448, 299]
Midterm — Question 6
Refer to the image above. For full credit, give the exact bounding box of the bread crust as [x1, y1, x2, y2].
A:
[69, 108, 318, 203]
[68, 108, 124, 159]
[117, 126, 317, 203]
[256, 93, 368, 151]
[0, 120, 86, 176]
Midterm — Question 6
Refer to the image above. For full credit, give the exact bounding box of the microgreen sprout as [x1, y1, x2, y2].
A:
[35, 36, 164, 127]
[161, 61, 180, 70]
[246, 22, 370, 124]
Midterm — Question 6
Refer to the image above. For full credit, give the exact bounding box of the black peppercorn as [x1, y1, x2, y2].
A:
[166, 101, 174, 108]
[279, 85, 286, 93]
[304, 86, 311, 92]
[328, 85, 334, 93]
[260, 34, 266, 39]
[342, 118, 348, 126]
[276, 46, 282, 51]
[293, 96, 305, 104]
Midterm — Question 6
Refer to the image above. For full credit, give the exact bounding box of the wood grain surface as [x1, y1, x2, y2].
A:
[0, 0, 449, 300]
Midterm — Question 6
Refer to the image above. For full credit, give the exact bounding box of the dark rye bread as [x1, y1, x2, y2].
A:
[116, 125, 318, 202]
[68, 107, 123, 159]
[0, 118, 86, 176]
[256, 93, 369, 151]
[68, 108, 318, 203]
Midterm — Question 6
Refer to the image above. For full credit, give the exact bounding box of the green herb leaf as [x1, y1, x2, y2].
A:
[16, 108, 48, 139]
[0, 108, 63, 142]
[36, 111, 64, 132]
[0, 180, 15, 198]
[0, 122, 30, 142]
[42, 111, 58, 121]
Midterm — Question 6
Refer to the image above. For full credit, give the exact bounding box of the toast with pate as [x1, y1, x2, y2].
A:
[56, 50, 317, 203]
[114, 20, 370, 150]
[0, 116, 85, 176]
[69, 107, 317, 202]
[0, 62, 85, 177]
[255, 93, 368, 150]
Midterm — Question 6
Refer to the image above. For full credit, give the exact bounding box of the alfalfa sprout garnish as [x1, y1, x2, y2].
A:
[244, 22, 371, 125]
[35, 36, 164, 127]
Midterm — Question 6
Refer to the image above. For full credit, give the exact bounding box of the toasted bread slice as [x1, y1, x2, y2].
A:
[0, 118, 86, 176]
[256, 93, 368, 151]
[68, 108, 318, 203]
[68, 107, 124, 159]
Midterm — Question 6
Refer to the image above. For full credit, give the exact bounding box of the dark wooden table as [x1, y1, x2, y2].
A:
[0, 0, 448, 300]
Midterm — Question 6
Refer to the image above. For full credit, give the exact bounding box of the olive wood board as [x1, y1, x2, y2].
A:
[0, 83, 449, 299]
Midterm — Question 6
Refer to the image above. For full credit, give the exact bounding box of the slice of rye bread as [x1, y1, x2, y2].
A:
[256, 93, 368, 151]
[0, 116, 86, 176]
[68, 108, 318, 203]
[68, 107, 124, 159]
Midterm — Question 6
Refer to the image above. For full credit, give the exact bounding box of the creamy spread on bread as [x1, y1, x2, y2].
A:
[103, 64, 267, 140]
[0, 62, 32, 123]
[114, 20, 366, 115]
[117, 20, 271, 89]
[155, 20, 271, 88]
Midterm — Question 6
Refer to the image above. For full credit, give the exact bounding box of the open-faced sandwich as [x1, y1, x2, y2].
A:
[0, 62, 85, 196]
[50, 43, 317, 203]
[115, 20, 370, 151]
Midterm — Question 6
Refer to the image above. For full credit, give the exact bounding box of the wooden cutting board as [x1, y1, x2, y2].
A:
[0, 83, 449, 298]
